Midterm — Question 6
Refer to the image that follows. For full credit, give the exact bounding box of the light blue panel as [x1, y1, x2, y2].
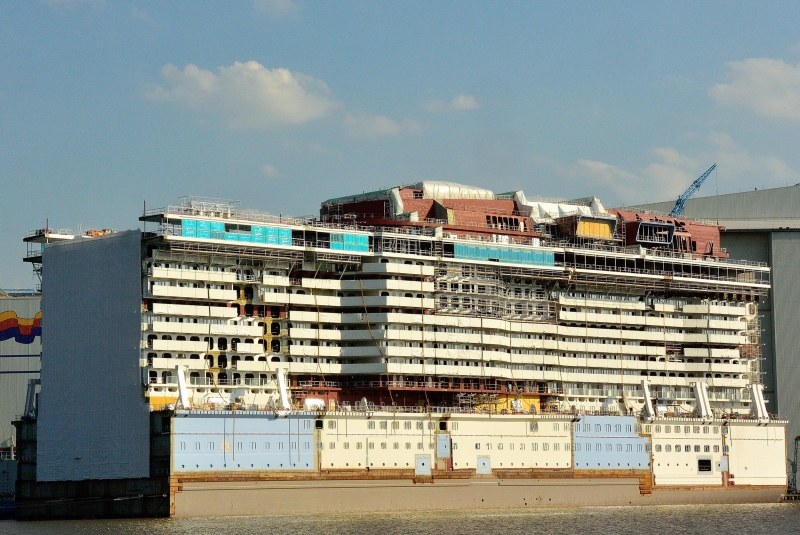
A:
[172, 412, 317, 473]
[182, 219, 197, 230]
[543, 251, 555, 266]
[252, 226, 265, 236]
[182, 229, 197, 238]
[210, 222, 225, 232]
[253, 234, 266, 243]
[197, 230, 211, 239]
[224, 233, 239, 241]
[572, 415, 650, 470]
[454, 243, 467, 259]
[487, 246, 499, 260]
[197, 220, 211, 231]
[477, 246, 487, 260]
[239, 234, 252, 243]
[499, 248, 510, 262]
[511, 249, 521, 263]
[521, 250, 533, 264]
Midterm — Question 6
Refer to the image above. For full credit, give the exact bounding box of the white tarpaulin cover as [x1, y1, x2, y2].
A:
[514, 191, 610, 223]
[411, 181, 495, 201]
[37, 231, 149, 482]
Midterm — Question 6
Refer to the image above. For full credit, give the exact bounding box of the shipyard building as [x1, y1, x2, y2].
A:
[12, 183, 787, 518]
[630, 184, 800, 452]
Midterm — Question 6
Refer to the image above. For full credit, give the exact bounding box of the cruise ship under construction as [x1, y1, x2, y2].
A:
[13, 182, 788, 518]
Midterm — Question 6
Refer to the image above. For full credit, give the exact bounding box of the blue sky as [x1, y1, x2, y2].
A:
[2, 1, 800, 287]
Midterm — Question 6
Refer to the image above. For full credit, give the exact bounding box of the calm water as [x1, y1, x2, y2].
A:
[2, 503, 800, 535]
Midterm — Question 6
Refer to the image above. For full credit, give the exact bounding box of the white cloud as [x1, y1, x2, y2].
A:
[254, 0, 298, 16]
[425, 94, 479, 113]
[344, 113, 422, 138]
[147, 61, 338, 129]
[260, 164, 284, 178]
[709, 58, 800, 120]
[572, 132, 800, 205]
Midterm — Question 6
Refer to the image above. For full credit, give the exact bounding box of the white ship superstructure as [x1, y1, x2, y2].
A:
[139, 188, 769, 419]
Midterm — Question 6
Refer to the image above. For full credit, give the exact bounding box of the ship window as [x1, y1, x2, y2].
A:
[714, 445, 720, 452]
[417, 443, 423, 450]
[565, 443, 570, 452]
[664, 425, 670, 433]
[329, 443, 335, 450]
[704, 445, 710, 453]
[368, 421, 375, 429]
[452, 423, 458, 431]
[575, 443, 581, 452]
[328, 421, 337, 429]
[684, 445, 691, 452]
[694, 445, 701, 452]
[531, 423, 539, 432]
[356, 442, 363, 450]
[698, 459, 712, 472]
[195, 442, 200, 450]
[703, 426, 709, 434]
[417, 422, 424, 430]
[656, 444, 662, 452]
[405, 443, 411, 450]
[380, 421, 387, 430]
[644, 444, 650, 452]
[542, 443, 549, 451]
[594, 424, 601, 432]
[722, 445, 729, 453]
[665, 445, 671, 452]
[553, 423, 559, 431]
[404, 421, 412, 430]
[368, 442, 375, 450]
[343, 443, 350, 450]
[498, 443, 504, 450]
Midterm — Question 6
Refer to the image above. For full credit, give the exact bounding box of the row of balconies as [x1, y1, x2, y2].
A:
[259, 293, 435, 309]
[146, 321, 263, 337]
[557, 297, 750, 317]
[301, 279, 435, 293]
[149, 285, 238, 301]
[143, 358, 747, 390]
[149, 266, 238, 284]
[559, 311, 746, 331]
[145, 339, 264, 353]
[150, 302, 238, 318]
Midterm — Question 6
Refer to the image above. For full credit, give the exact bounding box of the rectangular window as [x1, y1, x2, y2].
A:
[698, 459, 712, 472]
[344, 442, 350, 450]
[180, 442, 186, 451]
[368, 421, 375, 429]
[209, 442, 215, 450]
[543, 443, 549, 451]
[452, 422, 459, 431]
[475, 443, 481, 450]
[194, 442, 200, 450]
[250, 442, 256, 450]
[278, 443, 284, 450]
[655, 444, 662, 452]
[684, 445, 691, 452]
[576, 443, 581, 452]
[664, 425, 670, 433]
[417, 443, 423, 450]
[316, 442, 323, 450]
[530, 423, 539, 432]
[380, 421, 387, 430]
[392, 421, 400, 429]
[520, 443, 525, 450]
[405, 442, 411, 450]
[714, 445, 720, 452]
[264, 442, 271, 450]
[532, 443, 538, 451]
[368, 442, 375, 450]
[694, 445, 701, 452]
[416, 422, 424, 430]
[404, 421, 412, 430]
[665, 445, 671, 452]
[626, 444, 633, 452]
[553, 423, 560, 431]
[303, 442, 310, 450]
[291, 442, 297, 450]
[328, 420, 337, 429]
[356, 442, 363, 450]
[329, 442, 336, 450]
[236, 442, 242, 450]
[565, 443, 570, 452]
[704, 445, 710, 453]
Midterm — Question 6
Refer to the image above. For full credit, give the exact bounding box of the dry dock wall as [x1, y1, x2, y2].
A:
[37, 230, 149, 482]
[171, 478, 784, 517]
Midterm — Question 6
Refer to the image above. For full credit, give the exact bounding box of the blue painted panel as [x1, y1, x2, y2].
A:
[172, 412, 317, 473]
[238, 234, 252, 243]
[182, 229, 197, 238]
[572, 415, 650, 470]
[210, 222, 225, 232]
[197, 230, 211, 239]
[224, 233, 239, 241]
[197, 221, 211, 231]
[182, 219, 197, 230]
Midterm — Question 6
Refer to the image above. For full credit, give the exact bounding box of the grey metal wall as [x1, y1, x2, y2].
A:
[37, 231, 149, 482]
[0, 295, 41, 449]
[770, 232, 800, 447]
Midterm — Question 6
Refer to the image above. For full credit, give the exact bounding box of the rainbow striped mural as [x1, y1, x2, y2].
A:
[0, 310, 42, 344]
